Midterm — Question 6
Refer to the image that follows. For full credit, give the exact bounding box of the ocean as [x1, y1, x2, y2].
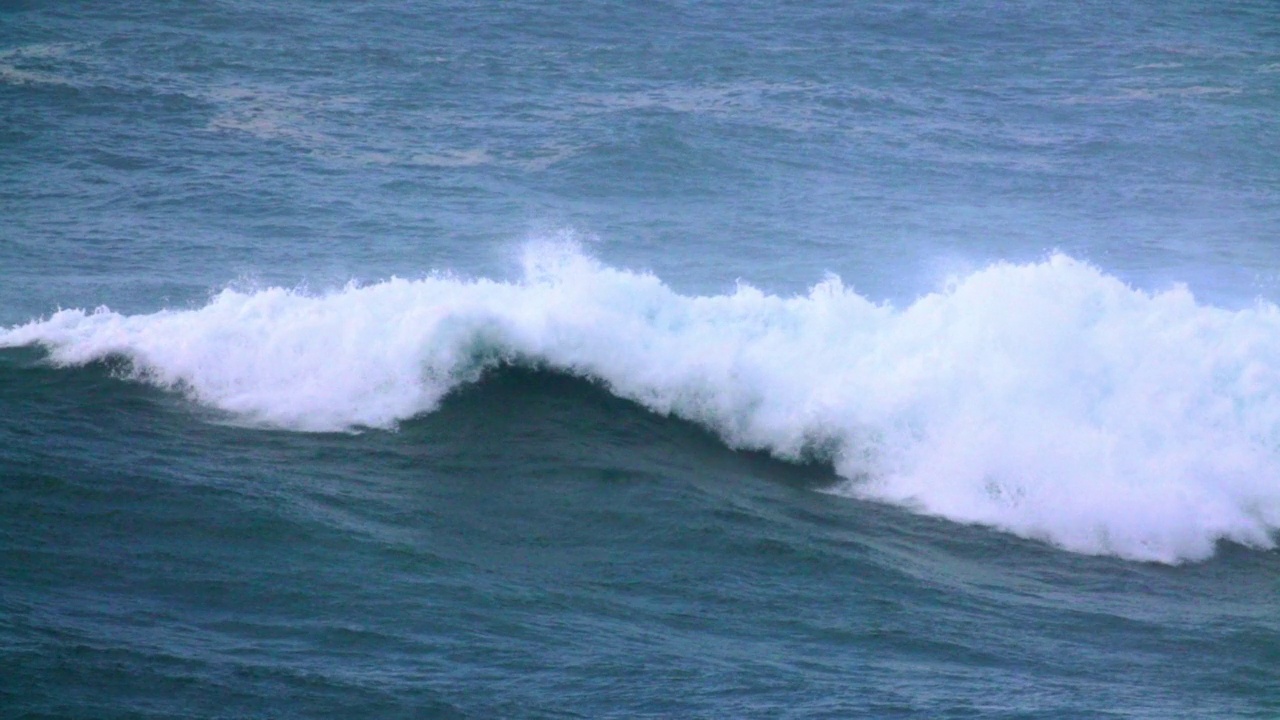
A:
[2, 1, 1278, 717]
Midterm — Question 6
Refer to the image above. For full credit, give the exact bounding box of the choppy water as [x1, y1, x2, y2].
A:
[3, 1, 1279, 717]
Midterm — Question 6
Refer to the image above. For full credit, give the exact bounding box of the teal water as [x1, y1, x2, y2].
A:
[3, 2, 1279, 717]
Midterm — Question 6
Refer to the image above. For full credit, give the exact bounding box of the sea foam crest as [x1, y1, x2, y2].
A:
[4, 243, 1280, 562]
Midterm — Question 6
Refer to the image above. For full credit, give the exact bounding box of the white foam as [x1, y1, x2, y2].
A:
[5, 243, 1279, 562]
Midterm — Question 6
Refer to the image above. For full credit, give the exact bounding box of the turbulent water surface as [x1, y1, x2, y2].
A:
[3, 1, 1279, 718]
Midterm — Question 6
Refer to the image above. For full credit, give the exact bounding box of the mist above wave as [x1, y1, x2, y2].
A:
[4, 242, 1279, 562]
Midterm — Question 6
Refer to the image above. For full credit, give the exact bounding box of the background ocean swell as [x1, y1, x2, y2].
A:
[5, 241, 1278, 563]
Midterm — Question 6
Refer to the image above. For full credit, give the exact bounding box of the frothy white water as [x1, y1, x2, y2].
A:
[5, 244, 1279, 562]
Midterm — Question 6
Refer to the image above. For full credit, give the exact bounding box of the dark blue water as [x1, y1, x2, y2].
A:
[3, 2, 1279, 717]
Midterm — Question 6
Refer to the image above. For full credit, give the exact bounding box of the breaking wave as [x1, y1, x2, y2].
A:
[5, 242, 1280, 562]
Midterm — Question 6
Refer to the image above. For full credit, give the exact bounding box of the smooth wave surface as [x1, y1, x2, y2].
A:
[5, 242, 1280, 562]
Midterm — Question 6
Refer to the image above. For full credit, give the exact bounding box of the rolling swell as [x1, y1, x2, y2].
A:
[4, 242, 1280, 562]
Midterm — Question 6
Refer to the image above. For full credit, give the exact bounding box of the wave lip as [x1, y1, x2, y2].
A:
[4, 244, 1279, 563]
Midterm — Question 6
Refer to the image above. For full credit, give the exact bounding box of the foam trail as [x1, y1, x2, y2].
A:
[4, 243, 1280, 562]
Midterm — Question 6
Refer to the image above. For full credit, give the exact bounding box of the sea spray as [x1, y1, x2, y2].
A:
[4, 244, 1279, 562]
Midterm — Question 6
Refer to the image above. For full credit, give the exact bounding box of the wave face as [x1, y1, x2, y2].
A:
[5, 243, 1279, 562]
